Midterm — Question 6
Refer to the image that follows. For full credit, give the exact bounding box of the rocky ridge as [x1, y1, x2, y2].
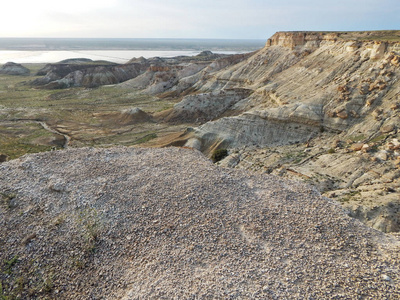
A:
[29, 52, 230, 90]
[0, 147, 399, 299]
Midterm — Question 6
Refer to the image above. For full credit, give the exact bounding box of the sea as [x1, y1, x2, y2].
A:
[0, 38, 266, 64]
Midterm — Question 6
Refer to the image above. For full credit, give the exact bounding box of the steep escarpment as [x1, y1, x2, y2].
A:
[180, 31, 400, 151]
[129, 31, 400, 233]
[0, 147, 399, 299]
[172, 32, 400, 233]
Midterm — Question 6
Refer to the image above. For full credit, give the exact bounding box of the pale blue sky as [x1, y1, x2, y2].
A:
[1, 0, 399, 39]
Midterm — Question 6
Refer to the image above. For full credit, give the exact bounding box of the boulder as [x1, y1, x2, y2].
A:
[381, 124, 396, 133]
[351, 143, 364, 152]
[375, 150, 389, 161]
[336, 110, 349, 119]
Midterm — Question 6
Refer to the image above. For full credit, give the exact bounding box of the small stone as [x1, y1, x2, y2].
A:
[375, 151, 388, 161]
[362, 144, 370, 153]
[381, 274, 391, 281]
[351, 143, 364, 151]
[380, 124, 395, 134]
[337, 110, 349, 119]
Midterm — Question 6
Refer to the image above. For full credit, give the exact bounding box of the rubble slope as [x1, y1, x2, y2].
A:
[0, 147, 399, 299]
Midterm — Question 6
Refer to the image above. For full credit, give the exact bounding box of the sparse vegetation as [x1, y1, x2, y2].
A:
[3, 256, 18, 276]
[370, 134, 386, 143]
[339, 190, 361, 203]
[283, 151, 308, 164]
[133, 133, 158, 145]
[0, 67, 188, 159]
[211, 148, 228, 162]
[348, 134, 366, 143]
[77, 208, 102, 254]
[0, 193, 16, 209]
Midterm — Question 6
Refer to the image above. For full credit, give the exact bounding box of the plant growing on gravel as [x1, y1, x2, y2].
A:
[77, 208, 102, 254]
[0, 193, 16, 209]
[0, 282, 11, 300]
[3, 256, 18, 275]
[211, 148, 228, 163]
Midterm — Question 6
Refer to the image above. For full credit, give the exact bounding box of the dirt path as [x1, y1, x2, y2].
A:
[1, 119, 71, 148]
[38, 121, 70, 148]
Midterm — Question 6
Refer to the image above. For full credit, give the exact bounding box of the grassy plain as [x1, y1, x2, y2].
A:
[0, 64, 188, 160]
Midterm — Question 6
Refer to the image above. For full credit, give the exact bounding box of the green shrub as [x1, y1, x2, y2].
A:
[211, 149, 228, 163]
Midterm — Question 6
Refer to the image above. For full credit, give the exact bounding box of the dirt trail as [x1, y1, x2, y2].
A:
[1, 119, 71, 148]
[38, 121, 70, 148]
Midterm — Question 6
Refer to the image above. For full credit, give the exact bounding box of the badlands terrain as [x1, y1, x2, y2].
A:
[1, 31, 400, 298]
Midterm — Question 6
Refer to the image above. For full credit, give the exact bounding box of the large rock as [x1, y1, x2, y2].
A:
[166, 88, 253, 123]
[0, 62, 30, 75]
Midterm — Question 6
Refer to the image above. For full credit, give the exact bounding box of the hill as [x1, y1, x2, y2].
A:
[0, 147, 399, 299]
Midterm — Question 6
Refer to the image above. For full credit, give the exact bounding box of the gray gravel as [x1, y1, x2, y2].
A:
[0, 146, 399, 299]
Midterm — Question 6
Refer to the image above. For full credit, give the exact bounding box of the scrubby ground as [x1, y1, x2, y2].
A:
[0, 64, 189, 160]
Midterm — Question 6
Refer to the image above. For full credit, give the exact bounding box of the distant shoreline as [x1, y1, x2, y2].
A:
[0, 38, 266, 51]
[0, 49, 248, 64]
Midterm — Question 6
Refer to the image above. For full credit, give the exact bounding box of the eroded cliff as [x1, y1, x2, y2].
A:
[152, 31, 400, 233]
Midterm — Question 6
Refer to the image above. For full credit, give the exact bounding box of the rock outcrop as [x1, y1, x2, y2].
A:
[29, 52, 229, 90]
[178, 32, 400, 151]
[0, 62, 30, 75]
[0, 147, 399, 299]
[162, 88, 253, 123]
[266, 31, 338, 49]
[31, 62, 149, 89]
[115, 107, 153, 125]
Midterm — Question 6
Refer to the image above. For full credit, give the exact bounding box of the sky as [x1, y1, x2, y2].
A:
[1, 0, 399, 39]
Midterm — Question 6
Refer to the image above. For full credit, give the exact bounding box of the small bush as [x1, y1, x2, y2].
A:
[328, 148, 336, 154]
[0, 192, 16, 209]
[211, 149, 228, 163]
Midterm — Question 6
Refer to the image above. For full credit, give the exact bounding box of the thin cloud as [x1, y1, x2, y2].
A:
[0, 0, 398, 38]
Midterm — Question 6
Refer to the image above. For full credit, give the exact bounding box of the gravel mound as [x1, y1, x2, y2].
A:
[0, 147, 399, 299]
